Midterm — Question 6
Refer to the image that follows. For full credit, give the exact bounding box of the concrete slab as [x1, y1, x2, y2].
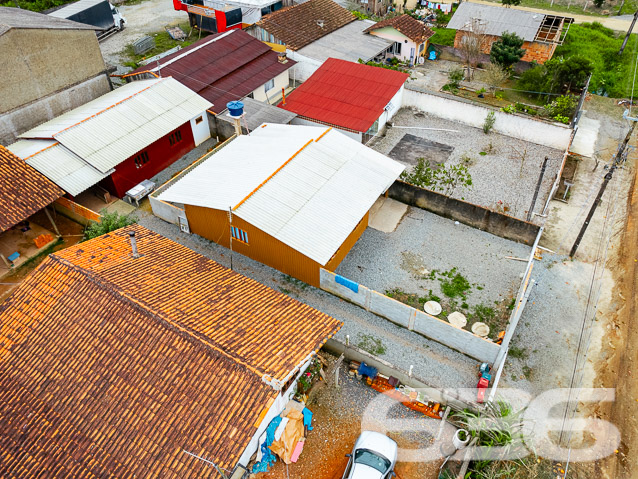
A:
[570, 116, 600, 158]
[368, 197, 408, 233]
[388, 133, 454, 166]
[105, 200, 137, 216]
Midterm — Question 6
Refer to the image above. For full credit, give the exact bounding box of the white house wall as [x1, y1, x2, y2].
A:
[251, 70, 290, 103]
[237, 357, 313, 467]
[291, 116, 363, 142]
[190, 111, 212, 146]
[378, 84, 404, 131]
[287, 50, 322, 83]
[403, 87, 572, 150]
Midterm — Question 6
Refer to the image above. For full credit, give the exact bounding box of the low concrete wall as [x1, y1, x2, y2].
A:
[53, 198, 101, 226]
[320, 269, 501, 364]
[388, 180, 541, 244]
[402, 86, 572, 150]
[0, 74, 110, 146]
[149, 196, 183, 225]
[323, 338, 478, 411]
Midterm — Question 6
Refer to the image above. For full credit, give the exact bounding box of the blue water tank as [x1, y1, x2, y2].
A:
[227, 101, 244, 117]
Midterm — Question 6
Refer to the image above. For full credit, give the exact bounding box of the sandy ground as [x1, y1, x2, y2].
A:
[502, 95, 638, 477]
[99, 0, 186, 66]
[255, 355, 445, 479]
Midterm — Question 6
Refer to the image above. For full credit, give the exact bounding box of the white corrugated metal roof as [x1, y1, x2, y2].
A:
[158, 127, 318, 209]
[160, 124, 404, 265]
[8, 140, 112, 196]
[19, 78, 212, 174]
[447, 3, 545, 42]
[19, 80, 159, 139]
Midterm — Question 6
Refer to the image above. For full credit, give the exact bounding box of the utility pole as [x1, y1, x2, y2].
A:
[618, 10, 638, 55]
[570, 121, 636, 257]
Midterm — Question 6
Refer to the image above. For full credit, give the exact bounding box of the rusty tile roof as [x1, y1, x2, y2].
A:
[0, 225, 342, 476]
[364, 14, 435, 43]
[0, 145, 64, 233]
[256, 0, 355, 51]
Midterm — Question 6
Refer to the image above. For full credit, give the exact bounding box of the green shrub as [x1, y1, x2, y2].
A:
[83, 211, 137, 241]
[501, 104, 516, 114]
[448, 68, 464, 88]
[546, 94, 577, 118]
[483, 111, 496, 134]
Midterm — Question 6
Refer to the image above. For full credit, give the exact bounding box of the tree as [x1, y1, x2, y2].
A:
[458, 19, 488, 80]
[490, 32, 525, 69]
[518, 55, 593, 96]
[546, 55, 594, 93]
[501, 0, 522, 6]
[400, 159, 473, 196]
[484, 63, 509, 96]
[83, 211, 137, 241]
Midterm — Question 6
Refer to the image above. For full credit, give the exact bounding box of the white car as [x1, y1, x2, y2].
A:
[342, 431, 398, 479]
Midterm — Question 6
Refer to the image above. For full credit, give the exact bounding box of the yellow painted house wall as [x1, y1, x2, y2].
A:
[184, 205, 369, 287]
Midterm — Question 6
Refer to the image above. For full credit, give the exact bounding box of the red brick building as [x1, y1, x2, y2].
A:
[448, 3, 573, 64]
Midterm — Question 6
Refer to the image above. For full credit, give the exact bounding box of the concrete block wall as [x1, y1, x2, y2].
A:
[388, 180, 541, 244]
[320, 269, 501, 363]
[403, 86, 572, 150]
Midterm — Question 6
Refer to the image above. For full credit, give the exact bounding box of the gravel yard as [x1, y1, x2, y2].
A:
[255, 357, 446, 479]
[99, 0, 186, 66]
[136, 211, 480, 389]
[373, 108, 564, 223]
[336, 207, 531, 339]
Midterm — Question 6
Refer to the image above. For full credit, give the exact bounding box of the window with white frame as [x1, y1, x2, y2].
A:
[264, 78, 275, 92]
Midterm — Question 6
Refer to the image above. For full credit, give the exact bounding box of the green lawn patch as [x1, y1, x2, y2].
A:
[553, 22, 638, 97]
[430, 27, 456, 47]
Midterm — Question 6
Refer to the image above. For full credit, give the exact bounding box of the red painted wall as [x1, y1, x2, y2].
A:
[100, 122, 195, 198]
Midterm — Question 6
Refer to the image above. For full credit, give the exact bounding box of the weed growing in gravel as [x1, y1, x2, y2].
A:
[280, 288, 292, 296]
[522, 365, 532, 379]
[357, 334, 387, 356]
[507, 297, 517, 310]
[283, 274, 308, 290]
[440, 272, 471, 298]
[508, 346, 527, 359]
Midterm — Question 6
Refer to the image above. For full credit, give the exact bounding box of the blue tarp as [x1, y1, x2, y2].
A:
[358, 362, 378, 379]
[250, 416, 282, 473]
[335, 275, 359, 293]
[302, 407, 313, 431]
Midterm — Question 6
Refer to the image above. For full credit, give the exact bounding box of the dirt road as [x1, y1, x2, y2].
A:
[467, 0, 634, 31]
[594, 168, 638, 479]
[99, 0, 185, 66]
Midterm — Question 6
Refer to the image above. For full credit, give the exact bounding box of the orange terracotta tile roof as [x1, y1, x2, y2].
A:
[0, 225, 342, 476]
[364, 14, 435, 44]
[256, 0, 355, 51]
[0, 145, 64, 233]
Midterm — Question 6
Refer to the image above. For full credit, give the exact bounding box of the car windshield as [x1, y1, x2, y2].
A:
[354, 449, 391, 474]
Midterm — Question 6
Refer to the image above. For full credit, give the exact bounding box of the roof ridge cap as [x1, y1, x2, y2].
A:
[53, 79, 165, 137]
[50, 253, 270, 383]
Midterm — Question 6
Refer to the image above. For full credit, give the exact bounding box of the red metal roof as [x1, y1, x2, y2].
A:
[279, 58, 408, 132]
[131, 30, 295, 113]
